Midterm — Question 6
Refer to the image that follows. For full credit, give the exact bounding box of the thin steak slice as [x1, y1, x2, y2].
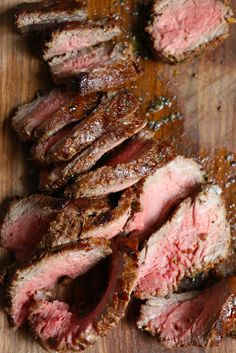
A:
[66, 140, 174, 198]
[33, 92, 101, 140]
[43, 18, 122, 61]
[5, 238, 112, 328]
[137, 277, 236, 348]
[14, 0, 87, 33]
[40, 89, 140, 164]
[67, 60, 142, 95]
[0, 194, 67, 260]
[12, 89, 69, 141]
[135, 185, 231, 299]
[146, 0, 233, 63]
[40, 111, 146, 192]
[28, 243, 138, 351]
[125, 156, 205, 239]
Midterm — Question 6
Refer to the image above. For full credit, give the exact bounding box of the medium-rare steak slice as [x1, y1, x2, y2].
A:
[39, 89, 140, 164]
[49, 41, 131, 82]
[135, 185, 231, 299]
[5, 238, 112, 328]
[66, 140, 174, 198]
[40, 111, 146, 192]
[137, 277, 236, 348]
[12, 89, 69, 141]
[43, 18, 122, 60]
[42, 189, 135, 249]
[0, 194, 67, 260]
[33, 92, 101, 140]
[146, 0, 233, 63]
[125, 156, 205, 239]
[67, 60, 142, 95]
[14, 0, 87, 33]
[28, 243, 138, 351]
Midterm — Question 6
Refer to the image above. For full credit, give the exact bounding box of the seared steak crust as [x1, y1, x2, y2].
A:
[66, 141, 174, 198]
[15, 0, 87, 33]
[5, 238, 112, 328]
[137, 277, 236, 348]
[40, 109, 146, 192]
[28, 244, 138, 351]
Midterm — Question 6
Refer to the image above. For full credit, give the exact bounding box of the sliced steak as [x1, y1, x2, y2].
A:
[28, 243, 138, 351]
[66, 60, 142, 95]
[40, 89, 140, 164]
[12, 89, 69, 141]
[135, 185, 231, 299]
[137, 277, 236, 348]
[125, 157, 205, 238]
[40, 111, 146, 192]
[33, 92, 101, 140]
[43, 19, 122, 61]
[14, 0, 87, 33]
[66, 140, 174, 198]
[5, 238, 111, 328]
[146, 0, 233, 63]
[0, 194, 67, 260]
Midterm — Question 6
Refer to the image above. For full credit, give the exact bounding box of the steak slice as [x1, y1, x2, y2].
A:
[66, 60, 142, 95]
[28, 243, 138, 351]
[66, 140, 174, 198]
[137, 277, 236, 348]
[146, 0, 233, 63]
[33, 92, 101, 140]
[5, 238, 112, 328]
[43, 18, 122, 61]
[40, 111, 146, 192]
[40, 89, 140, 164]
[135, 185, 231, 299]
[12, 89, 69, 141]
[14, 0, 87, 33]
[0, 194, 67, 260]
[125, 156, 205, 239]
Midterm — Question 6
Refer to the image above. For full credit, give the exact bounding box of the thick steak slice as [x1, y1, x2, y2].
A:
[40, 112, 146, 192]
[5, 239, 111, 328]
[12, 89, 69, 141]
[146, 0, 233, 63]
[0, 194, 67, 260]
[135, 185, 231, 299]
[33, 92, 101, 140]
[66, 60, 141, 95]
[14, 0, 87, 33]
[125, 157, 205, 238]
[40, 89, 140, 164]
[137, 277, 236, 348]
[28, 244, 138, 351]
[43, 19, 122, 60]
[66, 140, 174, 198]
[49, 41, 132, 82]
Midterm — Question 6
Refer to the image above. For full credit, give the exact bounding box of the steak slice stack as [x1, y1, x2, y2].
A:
[14, 0, 88, 33]
[5, 238, 112, 328]
[137, 277, 236, 348]
[28, 244, 138, 351]
[135, 185, 231, 299]
[146, 0, 234, 63]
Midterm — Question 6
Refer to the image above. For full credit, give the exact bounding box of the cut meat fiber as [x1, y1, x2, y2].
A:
[34, 89, 140, 165]
[137, 277, 236, 348]
[28, 245, 138, 351]
[5, 239, 112, 328]
[43, 18, 122, 61]
[14, 0, 88, 33]
[146, 0, 234, 63]
[135, 185, 231, 299]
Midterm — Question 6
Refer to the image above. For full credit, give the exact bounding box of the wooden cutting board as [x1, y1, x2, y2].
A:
[0, 1, 236, 352]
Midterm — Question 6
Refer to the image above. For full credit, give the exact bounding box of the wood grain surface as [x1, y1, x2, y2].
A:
[0, 1, 236, 353]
